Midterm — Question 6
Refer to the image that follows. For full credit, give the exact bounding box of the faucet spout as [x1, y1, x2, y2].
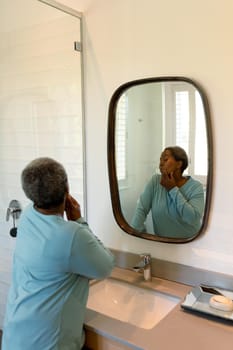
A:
[133, 253, 152, 281]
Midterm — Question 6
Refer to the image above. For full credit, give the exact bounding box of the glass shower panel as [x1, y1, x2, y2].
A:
[0, 1, 84, 326]
[0, 2, 85, 222]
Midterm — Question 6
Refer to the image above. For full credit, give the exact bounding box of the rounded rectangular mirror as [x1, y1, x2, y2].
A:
[108, 77, 213, 243]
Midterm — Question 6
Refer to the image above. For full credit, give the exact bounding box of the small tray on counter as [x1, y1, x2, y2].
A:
[181, 284, 233, 322]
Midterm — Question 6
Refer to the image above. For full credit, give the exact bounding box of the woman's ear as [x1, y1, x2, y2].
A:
[176, 160, 183, 171]
[63, 185, 69, 205]
[65, 182, 69, 194]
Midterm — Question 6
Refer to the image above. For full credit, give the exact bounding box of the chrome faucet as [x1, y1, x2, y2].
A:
[133, 253, 152, 281]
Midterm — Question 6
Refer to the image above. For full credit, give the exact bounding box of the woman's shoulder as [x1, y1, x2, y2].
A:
[151, 173, 161, 182]
[144, 174, 162, 192]
[186, 176, 204, 190]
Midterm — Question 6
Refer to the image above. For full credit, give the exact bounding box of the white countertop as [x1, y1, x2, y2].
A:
[84, 268, 233, 350]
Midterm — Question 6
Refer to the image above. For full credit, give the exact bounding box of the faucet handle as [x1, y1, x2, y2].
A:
[140, 253, 151, 264]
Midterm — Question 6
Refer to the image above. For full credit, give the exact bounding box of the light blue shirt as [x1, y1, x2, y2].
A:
[3, 204, 115, 350]
[131, 175, 204, 238]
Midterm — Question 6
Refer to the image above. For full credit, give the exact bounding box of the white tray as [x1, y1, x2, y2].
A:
[181, 285, 233, 322]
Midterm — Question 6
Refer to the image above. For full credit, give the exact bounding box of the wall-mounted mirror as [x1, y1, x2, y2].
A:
[108, 77, 213, 243]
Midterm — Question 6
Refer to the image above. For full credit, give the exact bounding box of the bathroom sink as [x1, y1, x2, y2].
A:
[87, 278, 180, 329]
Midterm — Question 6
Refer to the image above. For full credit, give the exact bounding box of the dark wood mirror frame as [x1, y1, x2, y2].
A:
[107, 76, 213, 243]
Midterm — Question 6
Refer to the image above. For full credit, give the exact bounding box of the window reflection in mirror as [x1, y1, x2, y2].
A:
[108, 77, 213, 243]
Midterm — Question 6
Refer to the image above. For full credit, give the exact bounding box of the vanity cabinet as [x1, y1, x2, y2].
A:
[85, 329, 132, 350]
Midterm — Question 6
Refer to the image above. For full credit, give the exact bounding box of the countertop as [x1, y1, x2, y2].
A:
[84, 267, 233, 350]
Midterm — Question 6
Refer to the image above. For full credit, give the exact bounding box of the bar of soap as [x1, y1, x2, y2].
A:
[209, 295, 233, 312]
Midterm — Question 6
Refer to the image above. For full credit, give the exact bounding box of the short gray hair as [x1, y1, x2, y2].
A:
[21, 157, 68, 209]
[164, 146, 188, 173]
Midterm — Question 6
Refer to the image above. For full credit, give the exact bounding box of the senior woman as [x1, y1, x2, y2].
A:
[2, 157, 115, 350]
[131, 146, 205, 238]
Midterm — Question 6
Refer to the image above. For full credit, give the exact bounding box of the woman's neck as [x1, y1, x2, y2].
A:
[176, 175, 188, 187]
[34, 204, 64, 217]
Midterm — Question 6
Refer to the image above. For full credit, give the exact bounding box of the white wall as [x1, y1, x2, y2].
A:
[70, 0, 233, 275]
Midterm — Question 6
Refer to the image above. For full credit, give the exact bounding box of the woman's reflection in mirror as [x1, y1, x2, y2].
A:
[131, 146, 205, 238]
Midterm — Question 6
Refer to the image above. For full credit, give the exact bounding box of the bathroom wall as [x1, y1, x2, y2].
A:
[1, 0, 233, 328]
[66, 0, 233, 275]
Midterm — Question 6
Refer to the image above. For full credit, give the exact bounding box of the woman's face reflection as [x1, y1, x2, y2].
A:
[159, 150, 181, 176]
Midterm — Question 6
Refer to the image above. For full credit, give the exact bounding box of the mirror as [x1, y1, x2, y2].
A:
[108, 77, 213, 243]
